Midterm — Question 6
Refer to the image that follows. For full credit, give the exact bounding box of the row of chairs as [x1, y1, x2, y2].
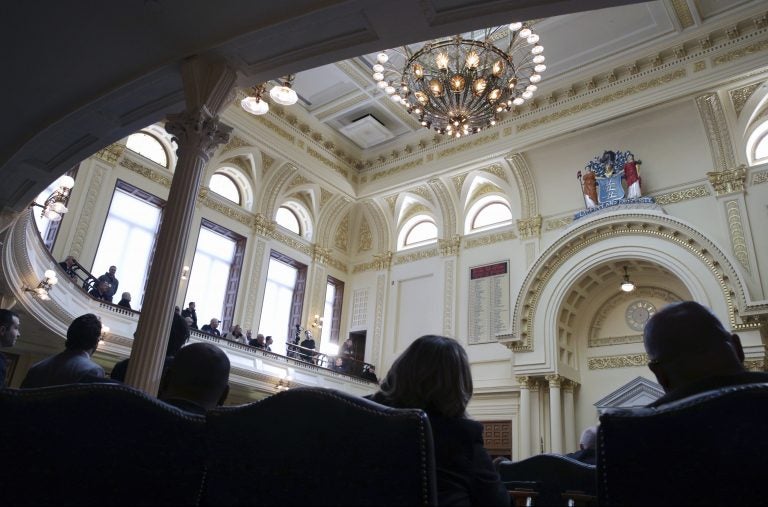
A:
[499, 382, 768, 506]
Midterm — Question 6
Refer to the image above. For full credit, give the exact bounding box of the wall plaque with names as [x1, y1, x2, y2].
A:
[468, 261, 510, 345]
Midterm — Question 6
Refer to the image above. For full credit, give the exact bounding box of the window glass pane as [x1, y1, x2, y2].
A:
[210, 173, 241, 204]
[473, 202, 512, 229]
[259, 258, 298, 355]
[405, 221, 437, 245]
[276, 207, 301, 234]
[126, 132, 168, 167]
[756, 134, 768, 161]
[185, 228, 237, 327]
[320, 282, 335, 343]
[92, 189, 162, 309]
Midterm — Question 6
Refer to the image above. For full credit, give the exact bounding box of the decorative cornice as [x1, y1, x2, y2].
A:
[744, 359, 766, 372]
[306, 147, 348, 178]
[119, 158, 171, 188]
[589, 334, 644, 348]
[200, 191, 254, 227]
[752, 169, 768, 186]
[713, 38, 768, 67]
[653, 184, 710, 205]
[464, 230, 517, 249]
[272, 229, 313, 256]
[367, 158, 424, 182]
[94, 143, 125, 166]
[393, 247, 439, 265]
[437, 132, 499, 159]
[517, 216, 542, 240]
[545, 216, 573, 231]
[220, 135, 252, 153]
[707, 166, 747, 196]
[588, 353, 649, 370]
[252, 213, 276, 238]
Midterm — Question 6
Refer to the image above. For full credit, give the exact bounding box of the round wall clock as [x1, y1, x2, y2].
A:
[625, 300, 656, 332]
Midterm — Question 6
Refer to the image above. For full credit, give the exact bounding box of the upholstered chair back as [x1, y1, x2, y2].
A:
[497, 453, 596, 505]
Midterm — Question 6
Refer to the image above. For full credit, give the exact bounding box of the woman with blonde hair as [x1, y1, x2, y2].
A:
[369, 335, 509, 506]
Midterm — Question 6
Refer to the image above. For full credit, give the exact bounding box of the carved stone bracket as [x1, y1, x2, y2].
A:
[373, 251, 394, 271]
[252, 213, 276, 238]
[707, 165, 747, 196]
[312, 244, 332, 265]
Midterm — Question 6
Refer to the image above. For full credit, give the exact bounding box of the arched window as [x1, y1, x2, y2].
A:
[465, 196, 513, 233]
[276, 206, 301, 235]
[126, 132, 168, 168]
[210, 173, 241, 204]
[747, 117, 768, 165]
[398, 215, 438, 250]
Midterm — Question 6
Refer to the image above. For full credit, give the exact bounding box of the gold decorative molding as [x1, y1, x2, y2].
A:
[588, 353, 649, 370]
[744, 359, 766, 372]
[437, 132, 499, 159]
[334, 213, 349, 252]
[589, 334, 644, 348]
[653, 184, 710, 205]
[401, 203, 431, 224]
[517, 216, 542, 239]
[470, 181, 502, 202]
[252, 213, 276, 238]
[482, 163, 509, 183]
[384, 194, 397, 216]
[516, 376, 529, 388]
[254, 115, 295, 143]
[713, 38, 768, 66]
[707, 166, 747, 196]
[752, 169, 768, 185]
[393, 248, 439, 265]
[272, 229, 312, 256]
[438, 235, 461, 257]
[410, 185, 434, 204]
[119, 158, 172, 188]
[306, 147, 348, 178]
[220, 135, 252, 153]
[464, 230, 517, 249]
[693, 60, 706, 72]
[320, 188, 333, 208]
[517, 70, 687, 132]
[288, 174, 310, 189]
[358, 217, 372, 252]
[312, 244, 332, 265]
[452, 173, 468, 195]
[95, 143, 125, 165]
[261, 152, 275, 172]
[726, 199, 750, 272]
[545, 374, 563, 388]
[545, 216, 573, 231]
[730, 82, 762, 116]
[443, 258, 455, 337]
[70, 166, 106, 259]
[200, 194, 254, 227]
[370, 158, 424, 182]
[670, 0, 694, 29]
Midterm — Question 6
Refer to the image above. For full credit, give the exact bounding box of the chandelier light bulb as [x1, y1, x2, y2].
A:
[527, 33, 540, 44]
[526, 84, 537, 92]
[47, 276, 58, 286]
[487, 88, 502, 102]
[240, 96, 269, 115]
[269, 85, 298, 106]
[50, 202, 68, 214]
[415, 91, 429, 105]
[44, 209, 62, 221]
[377, 80, 388, 89]
[373, 72, 384, 81]
[472, 77, 487, 96]
[38, 292, 50, 301]
[532, 44, 544, 55]
[377, 52, 389, 64]
[509, 22, 523, 31]
[372, 64, 384, 73]
[492, 60, 505, 77]
[450, 74, 466, 92]
[519, 28, 532, 39]
[534, 64, 547, 73]
[391, 94, 402, 102]
[428, 78, 444, 96]
[436, 52, 450, 70]
[44, 269, 56, 280]
[530, 74, 542, 83]
[533, 55, 546, 63]
[513, 97, 524, 105]
[522, 90, 533, 99]
[413, 63, 424, 79]
[465, 51, 480, 69]
[385, 85, 396, 95]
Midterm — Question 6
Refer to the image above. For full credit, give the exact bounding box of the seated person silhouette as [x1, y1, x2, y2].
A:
[368, 335, 509, 506]
[645, 301, 768, 407]
[111, 313, 189, 382]
[566, 425, 597, 465]
[158, 342, 230, 415]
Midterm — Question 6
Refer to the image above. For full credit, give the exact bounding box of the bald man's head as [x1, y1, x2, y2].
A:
[160, 343, 230, 410]
[643, 301, 744, 392]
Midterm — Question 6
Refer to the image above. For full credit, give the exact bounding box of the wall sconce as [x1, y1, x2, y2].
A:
[32, 175, 75, 222]
[620, 265, 636, 293]
[181, 265, 190, 280]
[312, 314, 323, 329]
[25, 269, 59, 300]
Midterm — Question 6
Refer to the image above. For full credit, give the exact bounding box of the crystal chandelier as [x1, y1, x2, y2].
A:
[372, 22, 545, 138]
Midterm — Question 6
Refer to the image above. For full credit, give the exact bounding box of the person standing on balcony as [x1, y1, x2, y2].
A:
[181, 302, 198, 329]
[117, 292, 132, 309]
[201, 318, 221, 337]
[58, 256, 78, 279]
[97, 266, 119, 303]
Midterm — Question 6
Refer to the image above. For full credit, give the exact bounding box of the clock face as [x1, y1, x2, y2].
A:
[625, 300, 657, 332]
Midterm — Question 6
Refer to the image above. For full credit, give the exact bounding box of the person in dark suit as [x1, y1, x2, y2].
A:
[21, 313, 105, 388]
[111, 313, 189, 382]
[300, 330, 316, 363]
[645, 301, 768, 407]
[368, 335, 509, 506]
[566, 426, 597, 465]
[181, 302, 198, 329]
[0, 309, 21, 387]
[200, 318, 221, 337]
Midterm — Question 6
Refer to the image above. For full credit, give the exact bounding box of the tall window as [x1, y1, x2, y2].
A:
[126, 132, 168, 167]
[92, 182, 163, 309]
[320, 276, 344, 344]
[185, 221, 245, 332]
[259, 251, 307, 354]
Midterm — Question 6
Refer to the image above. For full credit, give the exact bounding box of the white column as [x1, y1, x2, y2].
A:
[529, 378, 542, 455]
[563, 380, 577, 453]
[547, 374, 563, 454]
[517, 376, 531, 460]
[125, 58, 236, 395]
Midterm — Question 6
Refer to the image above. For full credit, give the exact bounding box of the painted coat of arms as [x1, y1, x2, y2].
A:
[578, 149, 643, 208]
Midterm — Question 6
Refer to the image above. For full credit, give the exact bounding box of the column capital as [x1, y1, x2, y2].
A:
[516, 375, 530, 388]
[707, 165, 747, 196]
[166, 108, 233, 164]
[563, 379, 579, 393]
[528, 377, 541, 392]
[439, 235, 461, 257]
[545, 374, 563, 388]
